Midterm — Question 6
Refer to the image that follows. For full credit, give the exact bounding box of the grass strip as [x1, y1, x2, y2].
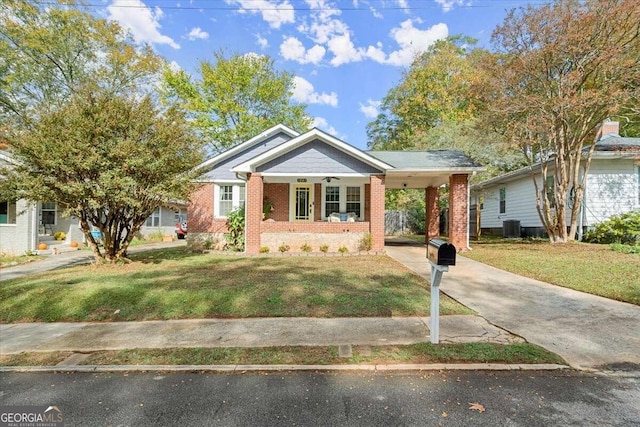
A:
[0, 343, 565, 367]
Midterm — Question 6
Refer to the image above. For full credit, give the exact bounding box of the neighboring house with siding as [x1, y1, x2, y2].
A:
[470, 121, 640, 238]
[0, 149, 188, 255]
[189, 124, 483, 254]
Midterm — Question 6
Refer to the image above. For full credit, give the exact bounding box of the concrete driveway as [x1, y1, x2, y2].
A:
[385, 238, 640, 371]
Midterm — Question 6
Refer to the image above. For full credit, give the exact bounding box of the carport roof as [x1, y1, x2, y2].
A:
[366, 150, 483, 171]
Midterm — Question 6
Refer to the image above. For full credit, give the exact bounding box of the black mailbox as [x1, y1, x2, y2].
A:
[427, 239, 456, 266]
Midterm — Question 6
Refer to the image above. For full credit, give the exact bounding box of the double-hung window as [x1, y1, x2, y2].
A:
[499, 188, 506, 214]
[0, 201, 16, 224]
[145, 208, 160, 227]
[216, 184, 246, 218]
[323, 185, 364, 219]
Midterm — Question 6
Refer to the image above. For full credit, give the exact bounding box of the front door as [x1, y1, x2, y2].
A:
[292, 184, 313, 221]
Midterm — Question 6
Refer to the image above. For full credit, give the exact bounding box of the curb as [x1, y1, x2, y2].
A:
[0, 363, 571, 373]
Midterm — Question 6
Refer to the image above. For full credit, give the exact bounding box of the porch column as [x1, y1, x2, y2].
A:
[448, 174, 469, 251]
[369, 175, 385, 251]
[245, 173, 263, 254]
[425, 186, 440, 244]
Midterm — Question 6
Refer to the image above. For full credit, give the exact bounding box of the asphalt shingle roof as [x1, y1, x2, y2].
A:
[365, 150, 482, 170]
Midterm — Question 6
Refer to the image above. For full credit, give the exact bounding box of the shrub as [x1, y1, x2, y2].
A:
[300, 243, 312, 252]
[407, 206, 426, 235]
[259, 246, 270, 253]
[278, 243, 290, 253]
[225, 207, 245, 251]
[147, 230, 164, 242]
[583, 211, 640, 245]
[338, 245, 349, 253]
[202, 240, 213, 250]
[319, 244, 329, 253]
[358, 233, 373, 251]
[610, 243, 640, 254]
[53, 231, 66, 241]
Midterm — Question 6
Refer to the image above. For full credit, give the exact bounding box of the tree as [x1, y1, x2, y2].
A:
[0, 1, 204, 262]
[3, 86, 204, 262]
[0, 0, 162, 131]
[162, 52, 312, 153]
[367, 36, 485, 151]
[482, 0, 640, 243]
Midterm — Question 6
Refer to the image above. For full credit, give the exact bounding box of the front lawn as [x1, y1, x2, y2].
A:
[0, 248, 472, 322]
[465, 239, 640, 305]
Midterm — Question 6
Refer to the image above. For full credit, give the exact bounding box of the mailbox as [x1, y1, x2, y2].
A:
[427, 239, 456, 266]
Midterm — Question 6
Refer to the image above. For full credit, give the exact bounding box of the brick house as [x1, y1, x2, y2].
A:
[189, 124, 482, 254]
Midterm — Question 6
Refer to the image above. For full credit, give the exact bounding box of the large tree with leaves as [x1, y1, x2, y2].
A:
[482, 0, 640, 243]
[0, 0, 162, 130]
[366, 37, 520, 176]
[162, 52, 312, 153]
[0, 0, 204, 262]
[4, 87, 203, 262]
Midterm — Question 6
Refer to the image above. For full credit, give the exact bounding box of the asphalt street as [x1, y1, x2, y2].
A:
[1, 370, 639, 426]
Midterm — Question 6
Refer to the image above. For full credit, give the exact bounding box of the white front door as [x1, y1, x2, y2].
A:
[291, 184, 314, 222]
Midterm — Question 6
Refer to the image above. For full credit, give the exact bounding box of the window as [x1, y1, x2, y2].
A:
[324, 186, 340, 218]
[0, 201, 6, 224]
[322, 185, 364, 219]
[216, 184, 246, 218]
[41, 202, 56, 225]
[346, 186, 361, 217]
[145, 208, 160, 227]
[499, 188, 506, 214]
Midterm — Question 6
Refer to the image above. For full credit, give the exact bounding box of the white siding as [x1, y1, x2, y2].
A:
[475, 174, 543, 229]
[584, 158, 639, 226]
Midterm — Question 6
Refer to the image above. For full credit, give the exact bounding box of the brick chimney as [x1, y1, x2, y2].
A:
[595, 120, 620, 141]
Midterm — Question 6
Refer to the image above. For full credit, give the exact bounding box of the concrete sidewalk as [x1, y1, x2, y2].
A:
[385, 237, 640, 371]
[0, 316, 521, 355]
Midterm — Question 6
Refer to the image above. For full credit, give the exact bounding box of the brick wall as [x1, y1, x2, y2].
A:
[263, 183, 290, 221]
[245, 173, 263, 254]
[448, 174, 469, 251]
[364, 184, 371, 222]
[369, 175, 385, 251]
[425, 186, 440, 243]
[314, 183, 322, 220]
[187, 183, 229, 234]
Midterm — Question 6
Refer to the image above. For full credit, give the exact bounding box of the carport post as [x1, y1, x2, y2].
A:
[429, 262, 448, 344]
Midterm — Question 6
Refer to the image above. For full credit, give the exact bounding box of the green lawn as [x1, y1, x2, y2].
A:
[0, 343, 564, 366]
[0, 248, 472, 322]
[465, 239, 640, 305]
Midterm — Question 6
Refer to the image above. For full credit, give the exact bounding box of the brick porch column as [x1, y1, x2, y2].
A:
[245, 173, 263, 254]
[369, 175, 385, 251]
[448, 174, 469, 251]
[425, 186, 440, 244]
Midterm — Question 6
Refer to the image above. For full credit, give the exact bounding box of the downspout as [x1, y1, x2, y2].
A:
[235, 172, 249, 253]
[577, 187, 585, 241]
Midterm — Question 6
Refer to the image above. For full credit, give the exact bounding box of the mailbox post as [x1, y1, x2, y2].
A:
[426, 239, 456, 344]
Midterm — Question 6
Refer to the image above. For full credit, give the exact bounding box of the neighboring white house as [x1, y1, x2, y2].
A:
[470, 122, 640, 238]
[0, 149, 188, 255]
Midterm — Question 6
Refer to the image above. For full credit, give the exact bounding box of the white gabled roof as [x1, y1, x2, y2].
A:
[195, 124, 300, 172]
[231, 127, 393, 173]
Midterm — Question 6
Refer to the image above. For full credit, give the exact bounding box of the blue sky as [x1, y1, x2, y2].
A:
[98, 0, 539, 150]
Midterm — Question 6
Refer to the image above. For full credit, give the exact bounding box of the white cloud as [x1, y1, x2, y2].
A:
[107, 0, 179, 49]
[187, 27, 209, 40]
[168, 60, 181, 72]
[292, 76, 338, 107]
[435, 0, 467, 12]
[312, 117, 339, 136]
[359, 99, 381, 118]
[256, 35, 269, 49]
[280, 37, 326, 64]
[228, 0, 295, 29]
[327, 33, 364, 66]
[386, 20, 448, 66]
